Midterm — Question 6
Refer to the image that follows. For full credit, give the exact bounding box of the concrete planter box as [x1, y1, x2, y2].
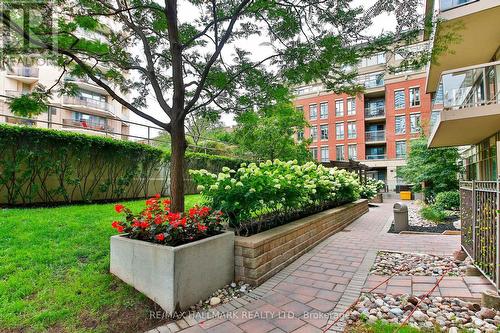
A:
[110, 231, 234, 314]
[234, 199, 368, 285]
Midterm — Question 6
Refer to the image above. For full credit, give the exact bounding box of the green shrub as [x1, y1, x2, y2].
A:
[420, 205, 446, 222]
[434, 191, 460, 210]
[190, 160, 361, 234]
[360, 178, 385, 199]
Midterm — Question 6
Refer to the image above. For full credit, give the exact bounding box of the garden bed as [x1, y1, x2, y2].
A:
[388, 202, 459, 234]
[234, 199, 368, 285]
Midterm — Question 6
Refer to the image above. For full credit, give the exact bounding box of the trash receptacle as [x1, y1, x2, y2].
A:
[400, 191, 412, 200]
[393, 202, 409, 232]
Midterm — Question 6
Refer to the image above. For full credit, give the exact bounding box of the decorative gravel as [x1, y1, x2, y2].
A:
[348, 293, 500, 332]
[370, 251, 470, 276]
[388, 203, 460, 234]
[189, 281, 253, 312]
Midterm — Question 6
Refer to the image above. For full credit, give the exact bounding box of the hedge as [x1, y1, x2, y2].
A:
[0, 125, 246, 205]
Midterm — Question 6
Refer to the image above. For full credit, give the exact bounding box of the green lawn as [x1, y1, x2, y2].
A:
[0, 195, 201, 333]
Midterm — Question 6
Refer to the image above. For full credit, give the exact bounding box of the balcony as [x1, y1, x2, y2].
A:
[5, 66, 39, 83]
[63, 95, 116, 117]
[428, 61, 500, 147]
[440, 0, 477, 11]
[62, 118, 113, 133]
[4, 90, 24, 98]
[365, 130, 386, 143]
[65, 75, 109, 94]
[364, 105, 385, 119]
[365, 154, 387, 160]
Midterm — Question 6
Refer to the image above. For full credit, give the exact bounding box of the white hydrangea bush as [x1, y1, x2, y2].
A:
[360, 178, 386, 199]
[189, 159, 361, 228]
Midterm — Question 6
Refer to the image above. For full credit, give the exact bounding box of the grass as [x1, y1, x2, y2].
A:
[0, 195, 201, 333]
[347, 320, 473, 333]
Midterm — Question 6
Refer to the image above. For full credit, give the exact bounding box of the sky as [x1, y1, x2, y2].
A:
[128, 0, 418, 140]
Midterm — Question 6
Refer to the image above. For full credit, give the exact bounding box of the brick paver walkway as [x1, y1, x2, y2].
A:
[149, 200, 491, 333]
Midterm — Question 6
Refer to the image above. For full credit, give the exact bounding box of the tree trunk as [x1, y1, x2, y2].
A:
[170, 120, 187, 213]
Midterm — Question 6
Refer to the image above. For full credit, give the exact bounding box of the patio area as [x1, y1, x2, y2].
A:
[148, 200, 493, 333]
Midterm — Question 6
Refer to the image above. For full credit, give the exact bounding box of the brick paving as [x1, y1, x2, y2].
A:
[148, 200, 492, 333]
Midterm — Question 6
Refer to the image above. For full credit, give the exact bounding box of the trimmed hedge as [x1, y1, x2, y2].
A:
[0, 125, 246, 205]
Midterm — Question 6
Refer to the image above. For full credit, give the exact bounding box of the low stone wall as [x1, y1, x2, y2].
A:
[234, 199, 369, 285]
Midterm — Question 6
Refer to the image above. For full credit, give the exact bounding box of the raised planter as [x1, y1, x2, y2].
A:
[234, 199, 368, 285]
[369, 193, 383, 203]
[110, 231, 234, 314]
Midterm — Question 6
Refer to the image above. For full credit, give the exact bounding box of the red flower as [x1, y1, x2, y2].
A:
[132, 220, 141, 228]
[154, 193, 161, 199]
[117, 226, 124, 233]
[197, 224, 208, 232]
[167, 212, 181, 222]
[180, 218, 187, 227]
[189, 207, 197, 218]
[111, 221, 120, 229]
[154, 215, 163, 225]
[140, 221, 149, 229]
[156, 233, 165, 241]
[163, 199, 171, 206]
[145, 198, 156, 206]
[115, 204, 125, 213]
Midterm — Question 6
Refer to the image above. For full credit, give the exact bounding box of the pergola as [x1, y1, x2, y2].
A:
[321, 159, 371, 185]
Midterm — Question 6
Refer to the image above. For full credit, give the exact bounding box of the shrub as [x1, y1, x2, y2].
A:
[434, 191, 460, 210]
[111, 194, 224, 246]
[420, 205, 446, 222]
[360, 178, 385, 199]
[190, 159, 361, 234]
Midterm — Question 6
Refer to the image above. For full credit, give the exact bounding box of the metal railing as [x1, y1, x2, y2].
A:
[62, 118, 114, 132]
[63, 96, 115, 114]
[4, 90, 24, 98]
[6, 66, 39, 78]
[364, 105, 385, 118]
[365, 154, 386, 160]
[460, 180, 499, 289]
[365, 130, 385, 142]
[357, 73, 384, 89]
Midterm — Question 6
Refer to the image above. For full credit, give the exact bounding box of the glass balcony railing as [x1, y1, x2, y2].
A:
[358, 72, 385, 89]
[440, 0, 476, 11]
[440, 61, 500, 110]
[365, 130, 386, 142]
[6, 66, 39, 78]
[364, 105, 385, 118]
[366, 154, 387, 160]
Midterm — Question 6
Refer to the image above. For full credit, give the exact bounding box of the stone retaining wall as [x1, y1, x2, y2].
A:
[234, 199, 369, 285]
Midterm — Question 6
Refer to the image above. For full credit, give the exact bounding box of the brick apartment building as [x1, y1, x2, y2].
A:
[293, 41, 442, 190]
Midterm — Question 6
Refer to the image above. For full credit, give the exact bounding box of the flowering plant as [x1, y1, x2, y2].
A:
[360, 178, 385, 199]
[111, 194, 225, 246]
[190, 160, 361, 234]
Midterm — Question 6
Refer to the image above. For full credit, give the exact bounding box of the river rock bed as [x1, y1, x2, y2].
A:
[370, 251, 470, 276]
[388, 203, 459, 234]
[348, 293, 500, 332]
[189, 281, 253, 311]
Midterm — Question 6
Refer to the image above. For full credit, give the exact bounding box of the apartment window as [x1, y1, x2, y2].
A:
[335, 122, 344, 140]
[80, 89, 106, 103]
[432, 84, 443, 105]
[296, 106, 304, 113]
[335, 100, 344, 117]
[347, 122, 357, 139]
[396, 141, 407, 159]
[309, 104, 317, 120]
[297, 129, 304, 141]
[49, 106, 57, 116]
[347, 98, 356, 116]
[409, 87, 421, 107]
[395, 115, 406, 134]
[73, 112, 106, 125]
[320, 124, 329, 140]
[310, 147, 318, 160]
[336, 145, 345, 161]
[320, 102, 328, 119]
[394, 90, 405, 109]
[410, 113, 421, 133]
[348, 144, 357, 160]
[310, 126, 318, 141]
[359, 53, 385, 67]
[320, 146, 329, 163]
[430, 111, 440, 128]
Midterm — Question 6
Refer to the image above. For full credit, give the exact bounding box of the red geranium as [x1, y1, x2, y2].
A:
[115, 204, 124, 213]
[156, 234, 165, 241]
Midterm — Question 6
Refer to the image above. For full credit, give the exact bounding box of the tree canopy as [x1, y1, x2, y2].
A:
[1, 0, 427, 211]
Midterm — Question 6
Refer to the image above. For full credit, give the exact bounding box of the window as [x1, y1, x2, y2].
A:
[320, 124, 329, 140]
[309, 104, 317, 120]
[320, 102, 328, 119]
[395, 115, 406, 134]
[409, 87, 420, 107]
[347, 98, 355, 115]
[335, 123, 344, 140]
[347, 122, 357, 139]
[396, 141, 407, 159]
[430, 111, 440, 128]
[310, 126, 318, 141]
[359, 53, 385, 67]
[348, 144, 357, 160]
[297, 129, 304, 141]
[296, 106, 304, 113]
[410, 113, 421, 133]
[310, 147, 318, 160]
[432, 84, 443, 105]
[336, 145, 345, 161]
[320, 147, 329, 162]
[394, 90, 405, 109]
[335, 100, 344, 117]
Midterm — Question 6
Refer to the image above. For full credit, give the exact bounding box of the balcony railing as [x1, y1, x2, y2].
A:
[6, 66, 39, 78]
[65, 75, 109, 86]
[63, 95, 114, 113]
[365, 130, 386, 142]
[4, 90, 24, 98]
[63, 118, 113, 132]
[440, 0, 476, 11]
[364, 105, 385, 118]
[357, 73, 385, 89]
[441, 61, 499, 110]
[366, 154, 387, 160]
